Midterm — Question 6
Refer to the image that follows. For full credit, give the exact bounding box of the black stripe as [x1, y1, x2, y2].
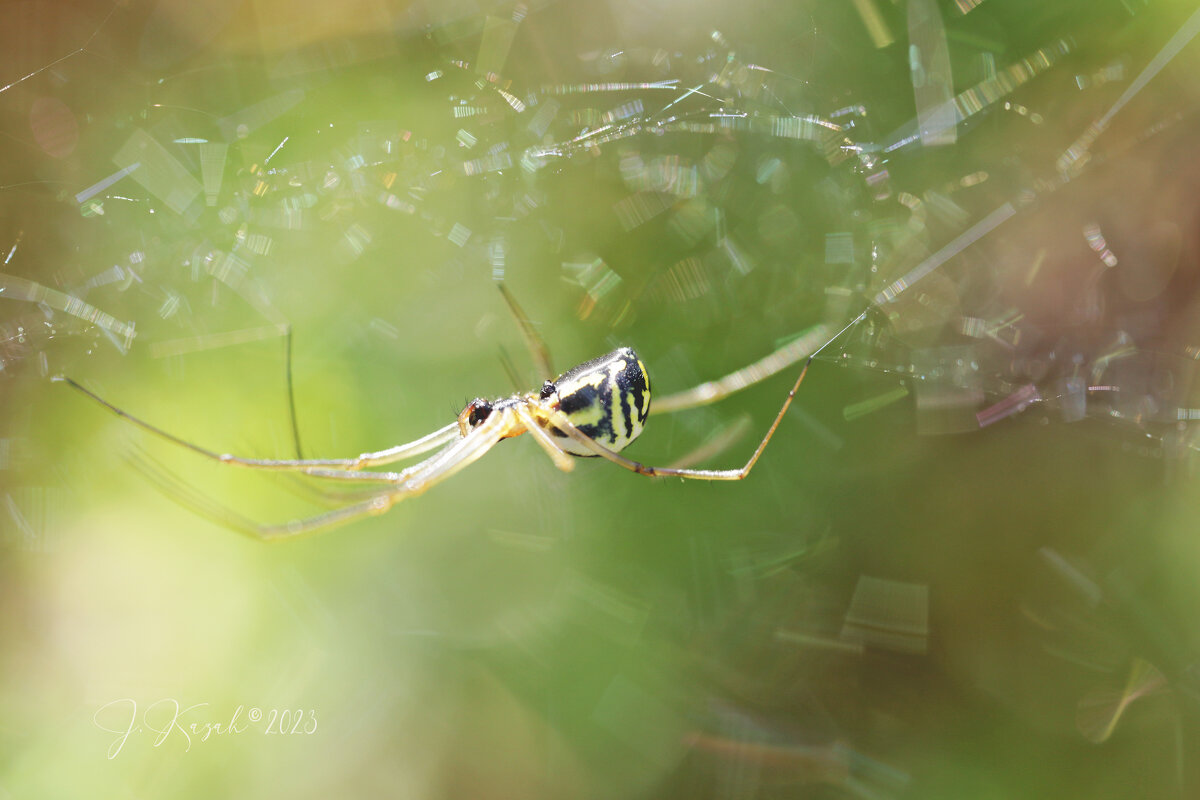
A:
[626, 364, 648, 424]
[618, 366, 634, 439]
[591, 379, 616, 443]
[560, 380, 615, 444]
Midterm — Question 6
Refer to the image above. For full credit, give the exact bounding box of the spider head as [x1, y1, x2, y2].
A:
[457, 397, 494, 436]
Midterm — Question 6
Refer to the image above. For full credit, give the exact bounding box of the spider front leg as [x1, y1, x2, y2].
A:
[54, 375, 459, 471]
[132, 410, 516, 541]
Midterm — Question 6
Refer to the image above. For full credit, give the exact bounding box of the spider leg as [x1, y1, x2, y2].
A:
[347, 425, 462, 467]
[512, 405, 576, 472]
[128, 450, 404, 541]
[259, 408, 514, 538]
[497, 282, 555, 380]
[299, 466, 423, 482]
[283, 324, 304, 459]
[54, 375, 460, 471]
[130, 410, 517, 541]
[293, 403, 574, 496]
[651, 310, 870, 414]
[396, 406, 517, 492]
[242, 451, 457, 508]
[267, 471, 409, 510]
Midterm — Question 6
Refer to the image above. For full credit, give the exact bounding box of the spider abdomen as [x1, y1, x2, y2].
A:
[547, 347, 651, 456]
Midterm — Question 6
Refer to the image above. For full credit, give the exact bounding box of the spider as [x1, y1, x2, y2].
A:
[55, 288, 867, 541]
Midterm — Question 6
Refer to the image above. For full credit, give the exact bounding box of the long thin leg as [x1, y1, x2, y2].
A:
[299, 466, 422, 483]
[651, 310, 868, 414]
[513, 406, 576, 472]
[297, 403, 572, 496]
[497, 282, 555, 380]
[129, 451, 407, 541]
[54, 375, 460, 470]
[284, 324, 304, 459]
[131, 409, 518, 541]
[542, 311, 869, 480]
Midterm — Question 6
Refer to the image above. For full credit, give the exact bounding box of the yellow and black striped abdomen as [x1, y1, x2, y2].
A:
[547, 347, 651, 456]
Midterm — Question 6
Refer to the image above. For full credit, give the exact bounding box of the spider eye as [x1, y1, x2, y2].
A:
[466, 398, 493, 427]
[539, 380, 556, 400]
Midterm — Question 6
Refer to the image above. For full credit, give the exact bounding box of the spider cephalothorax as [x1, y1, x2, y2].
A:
[458, 397, 494, 435]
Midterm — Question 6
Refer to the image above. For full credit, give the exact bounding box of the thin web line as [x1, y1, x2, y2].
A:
[0, 1, 121, 96]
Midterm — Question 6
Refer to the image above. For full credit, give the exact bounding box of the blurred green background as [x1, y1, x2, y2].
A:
[3, 0, 1200, 797]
